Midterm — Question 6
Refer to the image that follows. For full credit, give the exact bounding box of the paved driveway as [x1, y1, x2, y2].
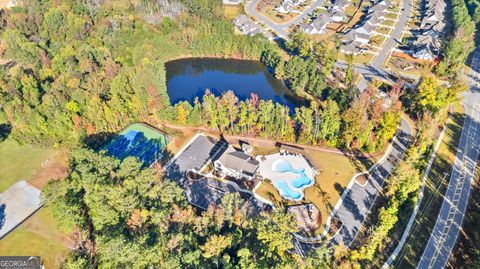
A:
[165, 134, 227, 184]
[417, 46, 480, 269]
[0, 181, 42, 239]
[330, 118, 413, 246]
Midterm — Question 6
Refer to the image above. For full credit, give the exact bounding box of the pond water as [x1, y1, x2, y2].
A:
[165, 58, 300, 109]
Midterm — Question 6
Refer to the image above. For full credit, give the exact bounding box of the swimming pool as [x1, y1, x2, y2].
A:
[272, 159, 314, 201]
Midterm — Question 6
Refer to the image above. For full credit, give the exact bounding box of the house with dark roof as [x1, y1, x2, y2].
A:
[409, 0, 446, 60]
[214, 145, 259, 180]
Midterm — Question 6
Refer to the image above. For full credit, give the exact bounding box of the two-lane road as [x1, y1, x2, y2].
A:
[417, 46, 480, 269]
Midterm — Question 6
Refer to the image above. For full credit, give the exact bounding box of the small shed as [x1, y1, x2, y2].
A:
[240, 141, 253, 155]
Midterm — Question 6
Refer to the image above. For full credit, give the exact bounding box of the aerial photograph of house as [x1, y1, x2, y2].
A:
[1, 0, 479, 268]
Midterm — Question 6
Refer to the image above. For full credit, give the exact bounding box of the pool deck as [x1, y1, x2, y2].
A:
[256, 153, 316, 200]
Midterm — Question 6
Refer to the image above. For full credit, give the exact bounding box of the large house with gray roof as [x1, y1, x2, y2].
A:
[214, 145, 259, 180]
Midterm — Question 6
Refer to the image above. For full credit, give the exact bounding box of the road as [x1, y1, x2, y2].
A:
[336, 0, 417, 88]
[329, 118, 413, 246]
[417, 46, 480, 269]
[371, 0, 413, 68]
[245, 0, 324, 38]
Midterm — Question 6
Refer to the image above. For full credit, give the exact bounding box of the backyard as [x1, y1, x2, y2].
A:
[254, 147, 373, 234]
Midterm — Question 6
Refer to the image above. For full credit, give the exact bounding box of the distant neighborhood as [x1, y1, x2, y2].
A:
[230, 0, 446, 67]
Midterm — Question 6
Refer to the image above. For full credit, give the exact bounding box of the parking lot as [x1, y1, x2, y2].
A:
[165, 134, 227, 183]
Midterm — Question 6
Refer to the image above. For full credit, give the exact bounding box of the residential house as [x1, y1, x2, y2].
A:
[214, 145, 260, 180]
[301, 13, 332, 34]
[411, 33, 442, 60]
[276, 0, 304, 14]
[368, 2, 388, 15]
[331, 10, 346, 22]
[341, 29, 369, 54]
[234, 15, 261, 36]
[276, 1, 294, 13]
[340, 41, 366, 55]
[331, 0, 350, 11]
[409, 0, 445, 60]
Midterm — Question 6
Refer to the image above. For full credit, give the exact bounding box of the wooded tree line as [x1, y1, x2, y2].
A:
[349, 110, 439, 262]
[435, 0, 476, 76]
[260, 32, 341, 97]
[170, 85, 402, 151]
[466, 0, 480, 22]
[349, 75, 466, 262]
[404, 75, 467, 117]
[0, 0, 273, 147]
[43, 148, 335, 268]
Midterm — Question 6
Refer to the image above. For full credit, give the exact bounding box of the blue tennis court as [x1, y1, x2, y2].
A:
[104, 123, 169, 166]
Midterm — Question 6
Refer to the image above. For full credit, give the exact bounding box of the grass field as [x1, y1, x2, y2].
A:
[255, 149, 372, 234]
[392, 104, 465, 268]
[339, 52, 375, 64]
[0, 206, 68, 268]
[0, 139, 64, 192]
[0, 139, 68, 268]
[224, 5, 243, 20]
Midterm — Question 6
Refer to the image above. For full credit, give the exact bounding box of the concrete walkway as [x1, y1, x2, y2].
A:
[0, 181, 42, 239]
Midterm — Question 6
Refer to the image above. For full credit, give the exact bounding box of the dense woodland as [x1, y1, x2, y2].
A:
[0, 0, 273, 146]
[435, 0, 476, 76]
[0, 0, 408, 153]
[44, 149, 333, 268]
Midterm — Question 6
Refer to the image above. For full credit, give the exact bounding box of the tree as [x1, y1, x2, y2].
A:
[220, 90, 239, 132]
[319, 99, 341, 143]
[255, 209, 298, 257]
[345, 54, 355, 87]
[201, 234, 232, 260]
[176, 103, 188, 124]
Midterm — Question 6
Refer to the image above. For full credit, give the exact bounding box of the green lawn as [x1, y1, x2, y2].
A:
[0, 206, 68, 269]
[0, 139, 68, 268]
[0, 139, 55, 192]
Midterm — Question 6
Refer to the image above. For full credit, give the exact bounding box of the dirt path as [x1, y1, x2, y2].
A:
[161, 122, 383, 160]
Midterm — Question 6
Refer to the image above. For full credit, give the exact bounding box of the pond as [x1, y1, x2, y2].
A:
[165, 58, 301, 110]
